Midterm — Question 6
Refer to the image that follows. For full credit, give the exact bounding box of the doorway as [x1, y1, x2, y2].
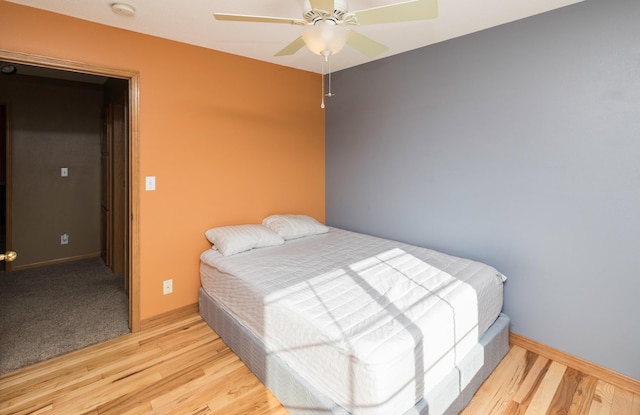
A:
[0, 104, 6, 269]
[0, 50, 140, 331]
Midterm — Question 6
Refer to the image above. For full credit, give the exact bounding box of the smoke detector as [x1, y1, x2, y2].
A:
[111, 3, 136, 17]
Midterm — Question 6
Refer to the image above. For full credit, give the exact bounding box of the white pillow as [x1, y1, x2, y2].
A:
[205, 224, 284, 256]
[262, 214, 329, 240]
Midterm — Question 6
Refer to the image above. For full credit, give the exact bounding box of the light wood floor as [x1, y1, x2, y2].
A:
[1, 313, 638, 415]
[461, 344, 640, 415]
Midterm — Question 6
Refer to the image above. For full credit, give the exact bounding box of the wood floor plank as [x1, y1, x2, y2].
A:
[87, 340, 222, 414]
[499, 400, 525, 415]
[588, 380, 615, 415]
[2, 312, 639, 415]
[213, 385, 288, 415]
[568, 374, 599, 415]
[206, 365, 264, 412]
[610, 387, 636, 415]
[513, 354, 551, 405]
[632, 393, 640, 415]
[147, 349, 245, 412]
[0, 366, 101, 413]
[523, 361, 567, 415]
[495, 351, 547, 415]
[547, 367, 583, 414]
[459, 345, 528, 414]
[146, 374, 225, 415]
[45, 369, 163, 415]
[97, 346, 221, 414]
[10, 343, 165, 414]
[29, 404, 55, 415]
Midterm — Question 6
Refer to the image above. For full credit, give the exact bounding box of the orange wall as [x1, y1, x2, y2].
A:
[0, 2, 325, 320]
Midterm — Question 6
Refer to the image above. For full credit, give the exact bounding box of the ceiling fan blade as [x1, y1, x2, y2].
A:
[214, 13, 305, 25]
[347, 31, 389, 57]
[353, 0, 438, 25]
[309, 0, 335, 13]
[275, 37, 307, 56]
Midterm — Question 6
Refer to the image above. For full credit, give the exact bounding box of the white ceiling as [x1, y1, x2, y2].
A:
[8, 0, 583, 74]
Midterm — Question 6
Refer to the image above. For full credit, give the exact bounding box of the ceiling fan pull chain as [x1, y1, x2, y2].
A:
[321, 54, 326, 108]
[326, 55, 333, 98]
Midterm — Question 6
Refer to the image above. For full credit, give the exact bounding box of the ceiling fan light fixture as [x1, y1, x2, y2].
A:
[302, 20, 350, 57]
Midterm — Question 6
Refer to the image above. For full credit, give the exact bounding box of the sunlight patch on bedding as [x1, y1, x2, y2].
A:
[263, 248, 479, 352]
[262, 248, 481, 411]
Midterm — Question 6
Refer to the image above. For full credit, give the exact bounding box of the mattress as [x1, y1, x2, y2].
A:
[200, 227, 505, 415]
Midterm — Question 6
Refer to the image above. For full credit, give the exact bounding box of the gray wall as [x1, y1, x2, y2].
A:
[326, 0, 640, 380]
[1, 75, 102, 268]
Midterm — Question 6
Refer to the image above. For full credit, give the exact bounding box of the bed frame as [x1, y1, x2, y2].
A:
[199, 287, 510, 415]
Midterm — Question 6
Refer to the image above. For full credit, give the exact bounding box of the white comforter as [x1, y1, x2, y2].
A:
[200, 227, 504, 415]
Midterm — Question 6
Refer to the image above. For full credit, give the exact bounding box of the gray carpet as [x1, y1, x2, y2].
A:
[0, 257, 130, 375]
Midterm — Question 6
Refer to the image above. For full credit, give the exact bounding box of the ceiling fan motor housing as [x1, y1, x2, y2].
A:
[303, 0, 348, 24]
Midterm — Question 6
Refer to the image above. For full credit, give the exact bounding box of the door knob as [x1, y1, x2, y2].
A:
[0, 251, 17, 262]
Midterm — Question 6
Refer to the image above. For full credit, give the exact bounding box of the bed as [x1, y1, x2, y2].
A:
[199, 216, 509, 415]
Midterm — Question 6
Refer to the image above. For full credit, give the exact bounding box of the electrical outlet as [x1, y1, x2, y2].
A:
[163, 279, 173, 295]
[60, 233, 69, 245]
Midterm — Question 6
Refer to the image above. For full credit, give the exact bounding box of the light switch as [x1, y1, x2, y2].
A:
[61, 167, 68, 177]
[145, 176, 156, 191]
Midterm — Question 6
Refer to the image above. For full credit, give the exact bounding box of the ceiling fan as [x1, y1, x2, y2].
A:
[213, 0, 438, 59]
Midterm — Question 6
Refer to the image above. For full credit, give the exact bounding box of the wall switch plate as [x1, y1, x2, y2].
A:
[61, 233, 69, 245]
[61, 167, 68, 177]
[145, 176, 156, 191]
[163, 279, 173, 295]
